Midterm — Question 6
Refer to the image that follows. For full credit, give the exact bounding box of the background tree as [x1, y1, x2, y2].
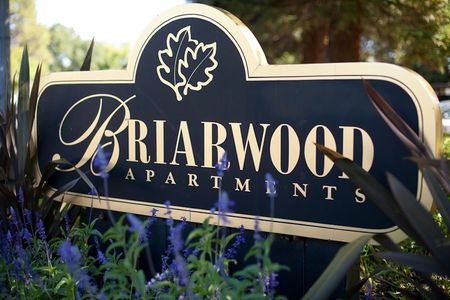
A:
[9, 0, 129, 75]
[196, 0, 450, 82]
[10, 0, 51, 74]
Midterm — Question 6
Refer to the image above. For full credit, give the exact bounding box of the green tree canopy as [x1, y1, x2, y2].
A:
[9, 0, 129, 76]
[196, 0, 450, 80]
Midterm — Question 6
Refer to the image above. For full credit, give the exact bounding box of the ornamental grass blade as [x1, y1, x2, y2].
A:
[80, 39, 94, 71]
[49, 177, 81, 202]
[26, 63, 42, 172]
[410, 156, 450, 195]
[28, 63, 41, 131]
[17, 46, 30, 179]
[302, 235, 372, 300]
[377, 252, 449, 277]
[363, 80, 431, 158]
[422, 168, 450, 230]
[316, 144, 423, 244]
[373, 234, 401, 252]
[386, 173, 444, 253]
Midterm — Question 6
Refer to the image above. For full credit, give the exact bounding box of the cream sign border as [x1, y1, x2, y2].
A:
[36, 4, 441, 242]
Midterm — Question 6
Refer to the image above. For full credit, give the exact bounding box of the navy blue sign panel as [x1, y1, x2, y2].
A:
[36, 4, 440, 242]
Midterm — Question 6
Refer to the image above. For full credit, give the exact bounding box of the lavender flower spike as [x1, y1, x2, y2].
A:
[217, 191, 235, 225]
[58, 240, 97, 294]
[215, 151, 229, 176]
[225, 225, 246, 259]
[93, 145, 110, 179]
[127, 214, 146, 242]
[265, 173, 277, 197]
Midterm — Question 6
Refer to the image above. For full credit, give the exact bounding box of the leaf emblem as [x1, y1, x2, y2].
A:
[156, 26, 198, 100]
[156, 27, 218, 101]
[178, 42, 218, 97]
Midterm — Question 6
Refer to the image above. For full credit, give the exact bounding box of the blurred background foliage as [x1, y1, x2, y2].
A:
[195, 0, 450, 83]
[9, 0, 128, 76]
[7, 0, 450, 85]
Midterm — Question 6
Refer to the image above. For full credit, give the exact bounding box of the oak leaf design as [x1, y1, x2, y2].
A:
[156, 26, 198, 101]
[178, 42, 218, 97]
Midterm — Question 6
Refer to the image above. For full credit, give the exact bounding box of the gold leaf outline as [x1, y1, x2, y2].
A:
[156, 26, 198, 100]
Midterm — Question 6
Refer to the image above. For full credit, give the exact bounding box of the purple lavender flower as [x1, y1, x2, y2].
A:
[64, 213, 71, 236]
[365, 281, 373, 300]
[93, 146, 110, 179]
[214, 255, 226, 276]
[23, 208, 32, 228]
[36, 213, 51, 263]
[253, 217, 263, 242]
[265, 173, 277, 197]
[9, 207, 19, 228]
[36, 215, 47, 242]
[6, 230, 13, 244]
[215, 151, 229, 176]
[225, 225, 246, 259]
[145, 208, 158, 240]
[264, 272, 279, 295]
[58, 240, 97, 294]
[265, 173, 277, 223]
[94, 237, 108, 266]
[12, 258, 24, 282]
[164, 209, 189, 287]
[20, 228, 32, 245]
[17, 186, 25, 206]
[216, 191, 235, 225]
[88, 188, 98, 196]
[164, 201, 174, 228]
[127, 214, 146, 242]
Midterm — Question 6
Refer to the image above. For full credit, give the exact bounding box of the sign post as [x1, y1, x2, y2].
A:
[35, 4, 440, 296]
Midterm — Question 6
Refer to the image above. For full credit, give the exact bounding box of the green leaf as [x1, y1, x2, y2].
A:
[422, 168, 450, 230]
[386, 173, 444, 253]
[80, 39, 94, 71]
[377, 251, 449, 277]
[302, 235, 371, 300]
[373, 234, 401, 252]
[316, 144, 424, 244]
[49, 177, 81, 201]
[17, 46, 30, 179]
[363, 80, 431, 158]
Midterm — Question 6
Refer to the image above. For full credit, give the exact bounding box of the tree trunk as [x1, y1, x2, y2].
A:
[0, 0, 10, 111]
[328, 1, 362, 63]
[328, 20, 361, 62]
[301, 22, 329, 63]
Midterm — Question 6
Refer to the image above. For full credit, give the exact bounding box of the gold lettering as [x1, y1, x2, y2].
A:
[269, 124, 300, 174]
[202, 121, 227, 168]
[230, 123, 269, 171]
[146, 169, 155, 182]
[53, 94, 135, 175]
[339, 126, 375, 179]
[305, 125, 336, 177]
[165, 172, 176, 185]
[355, 188, 366, 203]
[154, 120, 166, 165]
[170, 121, 197, 166]
[235, 177, 251, 192]
[210, 175, 222, 189]
[188, 173, 199, 187]
[292, 183, 308, 198]
[125, 168, 135, 180]
[126, 119, 150, 163]
[323, 185, 337, 200]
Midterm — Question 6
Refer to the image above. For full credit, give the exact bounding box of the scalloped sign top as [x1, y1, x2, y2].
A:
[36, 4, 441, 242]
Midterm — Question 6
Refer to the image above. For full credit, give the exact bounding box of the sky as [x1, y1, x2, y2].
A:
[36, 0, 186, 47]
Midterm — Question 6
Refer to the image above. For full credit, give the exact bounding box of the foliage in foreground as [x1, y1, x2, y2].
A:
[305, 81, 450, 299]
[0, 197, 287, 299]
